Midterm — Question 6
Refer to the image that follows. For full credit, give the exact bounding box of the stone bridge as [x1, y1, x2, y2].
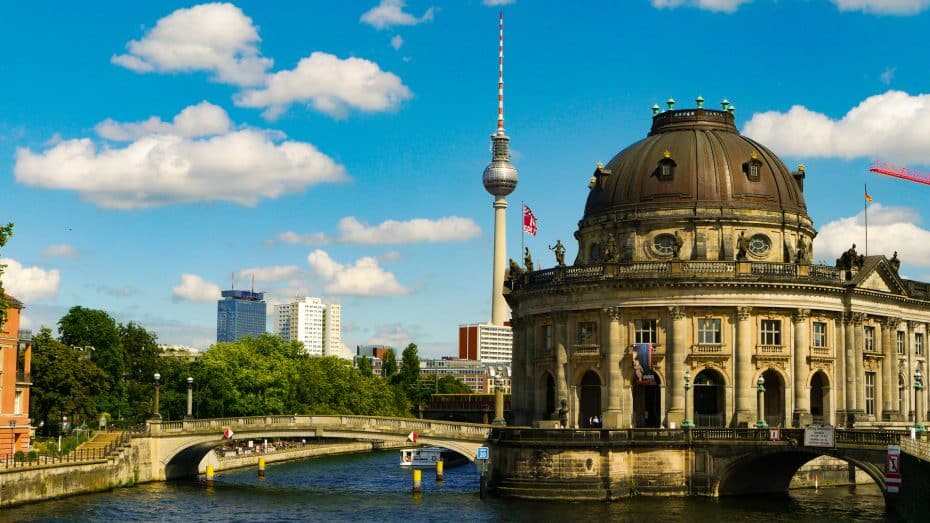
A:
[140, 415, 492, 480]
[488, 427, 906, 501]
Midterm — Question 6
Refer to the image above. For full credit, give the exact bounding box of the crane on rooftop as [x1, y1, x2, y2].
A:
[869, 161, 930, 186]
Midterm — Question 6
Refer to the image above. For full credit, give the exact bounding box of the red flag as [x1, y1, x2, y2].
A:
[523, 204, 538, 236]
[407, 431, 418, 442]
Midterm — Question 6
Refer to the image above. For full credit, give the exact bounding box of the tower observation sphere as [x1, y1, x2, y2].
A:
[483, 132, 519, 197]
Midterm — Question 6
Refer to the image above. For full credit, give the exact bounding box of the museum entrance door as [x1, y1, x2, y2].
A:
[763, 369, 786, 427]
[545, 373, 556, 420]
[633, 376, 662, 428]
[810, 371, 829, 424]
[694, 369, 725, 427]
[579, 371, 602, 427]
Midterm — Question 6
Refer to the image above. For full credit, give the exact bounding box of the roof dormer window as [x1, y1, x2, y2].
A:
[656, 150, 676, 181]
[743, 151, 763, 182]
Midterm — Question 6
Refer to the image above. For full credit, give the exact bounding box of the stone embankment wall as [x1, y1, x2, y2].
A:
[788, 456, 871, 488]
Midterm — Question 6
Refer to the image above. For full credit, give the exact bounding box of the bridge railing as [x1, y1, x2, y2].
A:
[900, 436, 930, 461]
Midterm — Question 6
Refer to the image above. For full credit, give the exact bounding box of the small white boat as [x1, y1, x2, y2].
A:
[399, 447, 444, 467]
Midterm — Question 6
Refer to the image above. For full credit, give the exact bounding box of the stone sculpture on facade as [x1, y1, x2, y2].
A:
[673, 231, 684, 259]
[549, 240, 566, 267]
[890, 251, 900, 272]
[524, 247, 534, 272]
[603, 235, 619, 263]
[837, 243, 865, 270]
[736, 232, 749, 260]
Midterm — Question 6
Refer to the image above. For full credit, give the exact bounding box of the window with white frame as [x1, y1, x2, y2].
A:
[897, 331, 906, 355]
[634, 319, 657, 344]
[813, 322, 827, 348]
[761, 319, 781, 345]
[865, 326, 875, 351]
[698, 318, 721, 344]
[576, 321, 598, 346]
[865, 372, 876, 416]
[917, 332, 925, 356]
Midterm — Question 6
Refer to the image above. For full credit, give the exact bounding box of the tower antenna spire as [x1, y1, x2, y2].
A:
[497, 11, 505, 134]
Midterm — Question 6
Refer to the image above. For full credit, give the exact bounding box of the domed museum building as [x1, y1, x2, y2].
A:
[505, 100, 930, 433]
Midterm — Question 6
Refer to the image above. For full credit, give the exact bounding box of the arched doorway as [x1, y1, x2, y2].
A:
[763, 369, 785, 427]
[579, 371, 602, 428]
[693, 369, 725, 427]
[545, 373, 556, 420]
[810, 371, 829, 424]
[633, 374, 662, 428]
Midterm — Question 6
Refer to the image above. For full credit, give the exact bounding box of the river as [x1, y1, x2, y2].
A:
[1, 451, 893, 522]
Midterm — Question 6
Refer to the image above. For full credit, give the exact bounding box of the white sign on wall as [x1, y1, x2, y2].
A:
[803, 425, 836, 448]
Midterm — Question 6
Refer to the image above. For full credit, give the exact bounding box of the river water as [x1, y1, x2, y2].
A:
[1, 451, 894, 522]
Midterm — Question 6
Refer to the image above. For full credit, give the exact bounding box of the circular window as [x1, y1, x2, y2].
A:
[653, 234, 676, 256]
[747, 234, 771, 256]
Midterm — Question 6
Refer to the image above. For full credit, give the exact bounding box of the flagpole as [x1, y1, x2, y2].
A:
[864, 183, 869, 257]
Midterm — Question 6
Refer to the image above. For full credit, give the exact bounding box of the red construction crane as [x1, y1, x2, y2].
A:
[869, 161, 930, 186]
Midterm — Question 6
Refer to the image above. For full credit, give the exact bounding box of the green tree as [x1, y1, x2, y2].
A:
[58, 306, 126, 416]
[357, 355, 373, 377]
[398, 343, 421, 386]
[0, 222, 13, 328]
[29, 327, 109, 435]
[381, 349, 397, 379]
[437, 375, 472, 394]
[118, 322, 162, 423]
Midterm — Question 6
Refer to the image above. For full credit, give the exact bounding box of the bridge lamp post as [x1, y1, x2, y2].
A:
[186, 377, 194, 419]
[682, 370, 694, 429]
[914, 368, 924, 433]
[756, 375, 768, 429]
[152, 372, 162, 421]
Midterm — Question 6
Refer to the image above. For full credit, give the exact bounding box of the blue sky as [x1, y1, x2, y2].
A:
[4, 0, 930, 357]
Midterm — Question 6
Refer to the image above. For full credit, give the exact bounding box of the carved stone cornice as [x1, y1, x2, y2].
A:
[793, 309, 811, 323]
[847, 312, 865, 325]
[668, 306, 686, 321]
[907, 320, 921, 331]
[753, 354, 790, 371]
[737, 306, 752, 321]
[882, 316, 902, 330]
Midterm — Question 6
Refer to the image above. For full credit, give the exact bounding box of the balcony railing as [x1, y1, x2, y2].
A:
[15, 371, 31, 383]
[572, 344, 600, 357]
[757, 345, 786, 355]
[692, 344, 724, 354]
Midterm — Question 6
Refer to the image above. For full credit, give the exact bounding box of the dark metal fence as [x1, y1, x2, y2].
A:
[1, 432, 131, 469]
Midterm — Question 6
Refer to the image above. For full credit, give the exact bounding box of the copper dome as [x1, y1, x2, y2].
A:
[584, 108, 807, 219]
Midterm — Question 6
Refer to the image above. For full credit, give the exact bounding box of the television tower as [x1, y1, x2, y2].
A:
[482, 12, 518, 326]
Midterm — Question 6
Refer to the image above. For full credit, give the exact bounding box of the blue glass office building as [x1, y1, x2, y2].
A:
[216, 290, 267, 342]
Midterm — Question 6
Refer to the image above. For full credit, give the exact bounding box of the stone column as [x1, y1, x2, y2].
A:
[555, 313, 569, 410]
[881, 317, 900, 420]
[509, 317, 526, 425]
[523, 319, 536, 425]
[835, 315, 847, 420]
[603, 307, 624, 429]
[734, 306, 754, 427]
[667, 306, 687, 427]
[792, 309, 812, 427]
[844, 315, 858, 425]
[854, 315, 866, 415]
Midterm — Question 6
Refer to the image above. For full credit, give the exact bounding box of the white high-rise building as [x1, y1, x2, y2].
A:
[274, 297, 342, 357]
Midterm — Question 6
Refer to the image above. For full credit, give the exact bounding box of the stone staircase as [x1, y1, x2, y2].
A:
[69, 431, 130, 459]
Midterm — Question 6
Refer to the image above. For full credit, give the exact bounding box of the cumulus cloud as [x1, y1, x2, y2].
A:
[360, 0, 435, 29]
[111, 3, 272, 86]
[380, 251, 402, 263]
[366, 322, 421, 347]
[278, 216, 481, 245]
[814, 204, 930, 267]
[650, 0, 751, 13]
[831, 0, 930, 15]
[307, 249, 408, 296]
[390, 35, 404, 50]
[234, 52, 412, 119]
[0, 258, 61, 301]
[743, 91, 930, 164]
[171, 274, 221, 302]
[14, 103, 347, 210]
[95, 101, 231, 141]
[42, 244, 77, 258]
[236, 265, 301, 282]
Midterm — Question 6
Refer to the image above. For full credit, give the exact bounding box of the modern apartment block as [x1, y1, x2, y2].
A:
[419, 357, 511, 394]
[216, 289, 267, 343]
[274, 297, 342, 357]
[1, 296, 31, 459]
[458, 322, 513, 364]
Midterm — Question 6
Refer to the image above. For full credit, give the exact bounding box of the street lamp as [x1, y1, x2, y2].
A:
[9, 420, 15, 456]
[914, 368, 925, 433]
[682, 370, 694, 429]
[756, 374, 768, 429]
[186, 377, 194, 419]
[153, 372, 162, 420]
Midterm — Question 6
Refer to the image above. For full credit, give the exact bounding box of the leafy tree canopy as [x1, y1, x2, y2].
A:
[0, 222, 13, 328]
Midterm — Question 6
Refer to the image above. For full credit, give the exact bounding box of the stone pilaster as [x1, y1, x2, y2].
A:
[835, 315, 848, 420]
[555, 313, 569, 417]
[792, 309, 812, 427]
[853, 314, 866, 417]
[510, 317, 527, 425]
[734, 306, 754, 427]
[603, 307, 624, 429]
[882, 317, 901, 420]
[666, 306, 687, 427]
[523, 318, 536, 425]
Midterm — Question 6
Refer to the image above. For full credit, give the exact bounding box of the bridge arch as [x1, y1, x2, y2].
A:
[713, 447, 886, 497]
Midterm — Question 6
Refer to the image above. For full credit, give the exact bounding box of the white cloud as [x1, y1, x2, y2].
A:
[366, 322, 421, 348]
[880, 66, 896, 86]
[111, 3, 272, 86]
[650, 0, 751, 13]
[360, 0, 435, 29]
[743, 91, 930, 164]
[96, 285, 135, 297]
[380, 251, 402, 263]
[831, 0, 930, 15]
[171, 274, 221, 302]
[14, 103, 347, 210]
[814, 204, 930, 267]
[483, 0, 516, 5]
[42, 244, 77, 258]
[278, 216, 481, 245]
[0, 258, 61, 301]
[95, 101, 231, 141]
[390, 35, 404, 50]
[234, 52, 412, 119]
[307, 250, 408, 296]
[237, 265, 300, 282]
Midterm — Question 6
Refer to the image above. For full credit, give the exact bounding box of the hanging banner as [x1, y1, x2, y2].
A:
[885, 445, 901, 494]
[632, 343, 657, 385]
